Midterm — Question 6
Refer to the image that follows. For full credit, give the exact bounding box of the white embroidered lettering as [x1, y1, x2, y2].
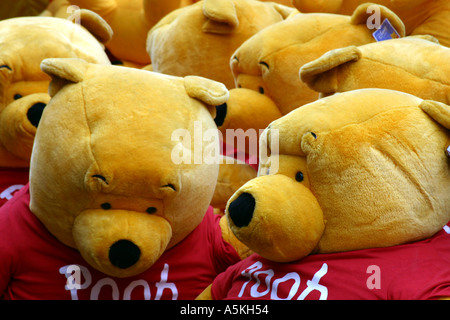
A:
[271, 272, 301, 300]
[59, 263, 178, 300]
[90, 278, 120, 300]
[155, 263, 178, 300]
[238, 261, 329, 300]
[238, 261, 263, 297]
[0, 184, 24, 200]
[123, 280, 151, 300]
[298, 263, 328, 300]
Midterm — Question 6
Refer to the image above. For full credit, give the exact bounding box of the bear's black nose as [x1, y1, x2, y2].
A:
[109, 240, 141, 269]
[228, 192, 255, 228]
[214, 103, 227, 127]
[27, 102, 46, 127]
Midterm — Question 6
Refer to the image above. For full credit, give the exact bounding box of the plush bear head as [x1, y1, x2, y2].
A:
[293, 0, 450, 47]
[32, 58, 229, 278]
[48, 0, 202, 68]
[225, 3, 405, 131]
[146, 0, 296, 89]
[0, 11, 112, 169]
[300, 36, 450, 104]
[225, 89, 450, 262]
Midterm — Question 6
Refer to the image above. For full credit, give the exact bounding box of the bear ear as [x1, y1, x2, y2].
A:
[184, 75, 229, 106]
[420, 100, 450, 130]
[202, 0, 239, 34]
[67, 8, 113, 44]
[420, 100, 450, 156]
[184, 76, 229, 126]
[300, 45, 362, 94]
[270, 3, 298, 20]
[351, 3, 406, 38]
[40, 58, 89, 97]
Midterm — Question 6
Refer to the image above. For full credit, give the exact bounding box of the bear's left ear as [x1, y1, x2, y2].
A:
[299, 45, 362, 94]
[420, 100, 450, 156]
[184, 75, 229, 126]
[351, 3, 406, 38]
[40, 58, 89, 97]
[67, 9, 113, 44]
[202, 0, 239, 34]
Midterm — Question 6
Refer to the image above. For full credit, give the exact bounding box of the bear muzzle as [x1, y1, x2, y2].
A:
[226, 174, 325, 263]
[73, 209, 172, 278]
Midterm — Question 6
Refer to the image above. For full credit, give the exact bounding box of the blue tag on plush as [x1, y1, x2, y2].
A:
[372, 18, 400, 42]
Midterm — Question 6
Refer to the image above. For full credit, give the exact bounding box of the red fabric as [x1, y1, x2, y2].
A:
[0, 184, 240, 300]
[222, 140, 259, 171]
[0, 167, 28, 207]
[211, 223, 450, 300]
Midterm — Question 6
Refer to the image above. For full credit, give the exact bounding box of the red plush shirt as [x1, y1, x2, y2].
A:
[0, 167, 28, 207]
[211, 223, 450, 300]
[0, 184, 241, 300]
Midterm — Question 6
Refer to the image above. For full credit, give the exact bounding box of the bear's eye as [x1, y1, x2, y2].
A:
[295, 172, 304, 182]
[101, 203, 111, 210]
[259, 61, 269, 69]
[13, 94, 22, 100]
[259, 87, 265, 94]
[146, 207, 157, 214]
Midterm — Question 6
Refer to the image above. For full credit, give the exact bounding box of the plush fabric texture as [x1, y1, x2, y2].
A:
[42, 0, 196, 68]
[225, 3, 405, 137]
[293, 0, 450, 47]
[147, 0, 296, 89]
[300, 36, 450, 104]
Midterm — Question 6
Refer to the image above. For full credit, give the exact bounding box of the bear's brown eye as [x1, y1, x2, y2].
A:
[146, 207, 157, 214]
[295, 172, 304, 182]
[101, 203, 111, 210]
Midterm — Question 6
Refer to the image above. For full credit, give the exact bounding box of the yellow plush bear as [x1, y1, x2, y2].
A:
[146, 0, 296, 89]
[293, 0, 450, 47]
[220, 3, 404, 155]
[300, 35, 450, 104]
[0, 10, 111, 207]
[0, 58, 253, 300]
[198, 88, 450, 300]
[42, 0, 197, 68]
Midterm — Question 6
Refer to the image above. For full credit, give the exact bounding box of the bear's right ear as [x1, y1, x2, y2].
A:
[67, 9, 113, 44]
[40, 58, 89, 97]
[300, 45, 362, 94]
[351, 3, 406, 38]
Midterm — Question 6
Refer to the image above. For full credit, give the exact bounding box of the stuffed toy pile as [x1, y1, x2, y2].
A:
[0, 58, 252, 300]
[41, 0, 200, 68]
[146, 0, 296, 89]
[1, 0, 449, 301]
[220, 3, 405, 140]
[293, 0, 450, 47]
[300, 35, 450, 103]
[0, 10, 111, 207]
[198, 89, 450, 300]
